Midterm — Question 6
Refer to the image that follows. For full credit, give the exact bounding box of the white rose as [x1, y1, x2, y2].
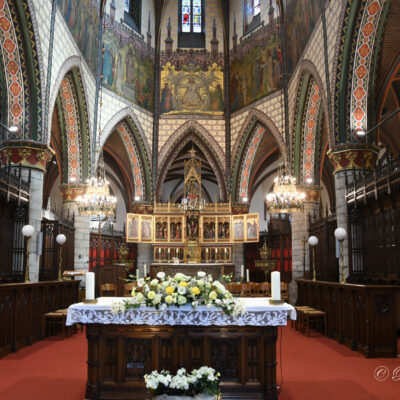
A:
[177, 286, 187, 295]
[157, 271, 166, 280]
[197, 271, 206, 278]
[137, 278, 145, 287]
[178, 295, 187, 305]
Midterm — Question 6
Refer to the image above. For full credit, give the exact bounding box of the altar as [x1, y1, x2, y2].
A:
[150, 263, 235, 280]
[67, 298, 295, 400]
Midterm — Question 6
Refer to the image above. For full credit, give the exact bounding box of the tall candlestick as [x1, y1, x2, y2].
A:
[85, 272, 95, 301]
[240, 265, 244, 278]
[271, 271, 281, 301]
[246, 269, 250, 282]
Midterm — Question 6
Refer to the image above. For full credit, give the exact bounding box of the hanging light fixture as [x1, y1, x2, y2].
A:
[266, 164, 306, 214]
[76, 40, 117, 218]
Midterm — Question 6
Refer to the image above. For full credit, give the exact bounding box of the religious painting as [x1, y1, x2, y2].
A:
[126, 213, 139, 242]
[217, 216, 231, 243]
[232, 215, 245, 242]
[230, 1, 281, 112]
[245, 213, 259, 242]
[160, 62, 224, 115]
[102, 24, 154, 111]
[155, 216, 168, 242]
[56, 0, 99, 73]
[283, 0, 326, 75]
[201, 216, 216, 242]
[186, 214, 200, 240]
[170, 216, 184, 242]
[140, 215, 153, 242]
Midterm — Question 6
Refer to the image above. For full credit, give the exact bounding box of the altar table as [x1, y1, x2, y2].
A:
[67, 298, 296, 400]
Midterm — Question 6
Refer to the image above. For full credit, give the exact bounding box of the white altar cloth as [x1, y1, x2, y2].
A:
[66, 297, 296, 327]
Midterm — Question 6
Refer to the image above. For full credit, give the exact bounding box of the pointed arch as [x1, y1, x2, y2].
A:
[156, 125, 227, 202]
[231, 109, 285, 202]
[100, 112, 152, 201]
[158, 120, 225, 173]
[55, 69, 90, 183]
[0, 0, 43, 141]
[100, 106, 152, 162]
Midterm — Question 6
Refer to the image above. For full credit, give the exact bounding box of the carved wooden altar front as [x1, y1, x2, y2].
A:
[85, 324, 279, 400]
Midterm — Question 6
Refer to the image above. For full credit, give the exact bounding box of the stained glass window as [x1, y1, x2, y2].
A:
[182, 0, 191, 32]
[180, 0, 203, 33]
[244, 0, 261, 35]
[193, 0, 202, 33]
[124, 0, 130, 13]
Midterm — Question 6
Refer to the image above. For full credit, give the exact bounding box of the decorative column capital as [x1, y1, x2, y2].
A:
[0, 141, 54, 172]
[327, 143, 379, 174]
[59, 183, 88, 202]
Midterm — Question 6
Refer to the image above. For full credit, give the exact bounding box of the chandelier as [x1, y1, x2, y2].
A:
[76, 148, 117, 217]
[266, 166, 306, 214]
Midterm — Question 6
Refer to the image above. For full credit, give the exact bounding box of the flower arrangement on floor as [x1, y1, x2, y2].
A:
[111, 271, 244, 316]
[145, 366, 220, 399]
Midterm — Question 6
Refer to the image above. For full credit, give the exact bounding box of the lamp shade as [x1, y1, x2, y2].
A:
[334, 227, 347, 241]
[8, 123, 21, 135]
[308, 236, 318, 247]
[22, 224, 34, 238]
[56, 234, 67, 245]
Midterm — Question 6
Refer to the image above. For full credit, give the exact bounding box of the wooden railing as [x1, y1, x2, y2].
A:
[0, 280, 80, 358]
[297, 279, 398, 357]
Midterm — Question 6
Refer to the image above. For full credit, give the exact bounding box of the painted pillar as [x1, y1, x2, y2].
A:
[328, 143, 378, 282]
[0, 142, 54, 282]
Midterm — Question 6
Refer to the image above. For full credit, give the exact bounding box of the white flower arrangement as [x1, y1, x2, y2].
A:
[113, 271, 244, 316]
[144, 367, 220, 398]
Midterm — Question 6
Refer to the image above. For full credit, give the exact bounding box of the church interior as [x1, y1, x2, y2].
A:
[0, 0, 399, 399]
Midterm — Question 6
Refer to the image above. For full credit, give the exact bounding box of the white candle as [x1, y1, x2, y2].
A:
[144, 264, 147, 276]
[136, 268, 140, 279]
[158, 248, 161, 254]
[206, 248, 209, 253]
[168, 248, 170, 253]
[241, 265, 244, 278]
[246, 269, 250, 282]
[271, 271, 281, 301]
[85, 272, 95, 301]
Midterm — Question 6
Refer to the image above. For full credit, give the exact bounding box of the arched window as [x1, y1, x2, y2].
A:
[244, 0, 261, 35]
[124, 0, 141, 33]
[179, 0, 205, 48]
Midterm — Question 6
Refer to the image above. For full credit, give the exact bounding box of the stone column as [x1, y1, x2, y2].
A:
[290, 187, 320, 304]
[328, 143, 378, 282]
[60, 184, 91, 283]
[0, 142, 54, 282]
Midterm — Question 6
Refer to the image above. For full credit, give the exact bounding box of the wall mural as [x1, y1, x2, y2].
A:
[56, 0, 99, 73]
[283, 0, 326, 75]
[103, 16, 154, 111]
[160, 62, 224, 115]
[230, 1, 281, 112]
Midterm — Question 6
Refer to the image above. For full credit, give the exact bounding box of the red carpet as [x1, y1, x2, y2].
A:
[0, 327, 398, 400]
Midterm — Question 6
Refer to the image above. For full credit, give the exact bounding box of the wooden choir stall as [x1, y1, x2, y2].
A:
[67, 298, 295, 400]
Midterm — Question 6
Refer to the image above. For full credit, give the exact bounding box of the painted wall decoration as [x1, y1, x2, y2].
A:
[56, 0, 99, 73]
[160, 62, 224, 115]
[230, 2, 281, 112]
[102, 16, 154, 111]
[283, 0, 326, 74]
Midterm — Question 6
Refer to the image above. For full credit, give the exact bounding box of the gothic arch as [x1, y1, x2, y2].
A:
[231, 109, 285, 202]
[48, 56, 89, 145]
[0, 0, 43, 141]
[53, 68, 90, 183]
[158, 120, 225, 173]
[156, 126, 227, 202]
[100, 113, 152, 201]
[100, 106, 152, 161]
